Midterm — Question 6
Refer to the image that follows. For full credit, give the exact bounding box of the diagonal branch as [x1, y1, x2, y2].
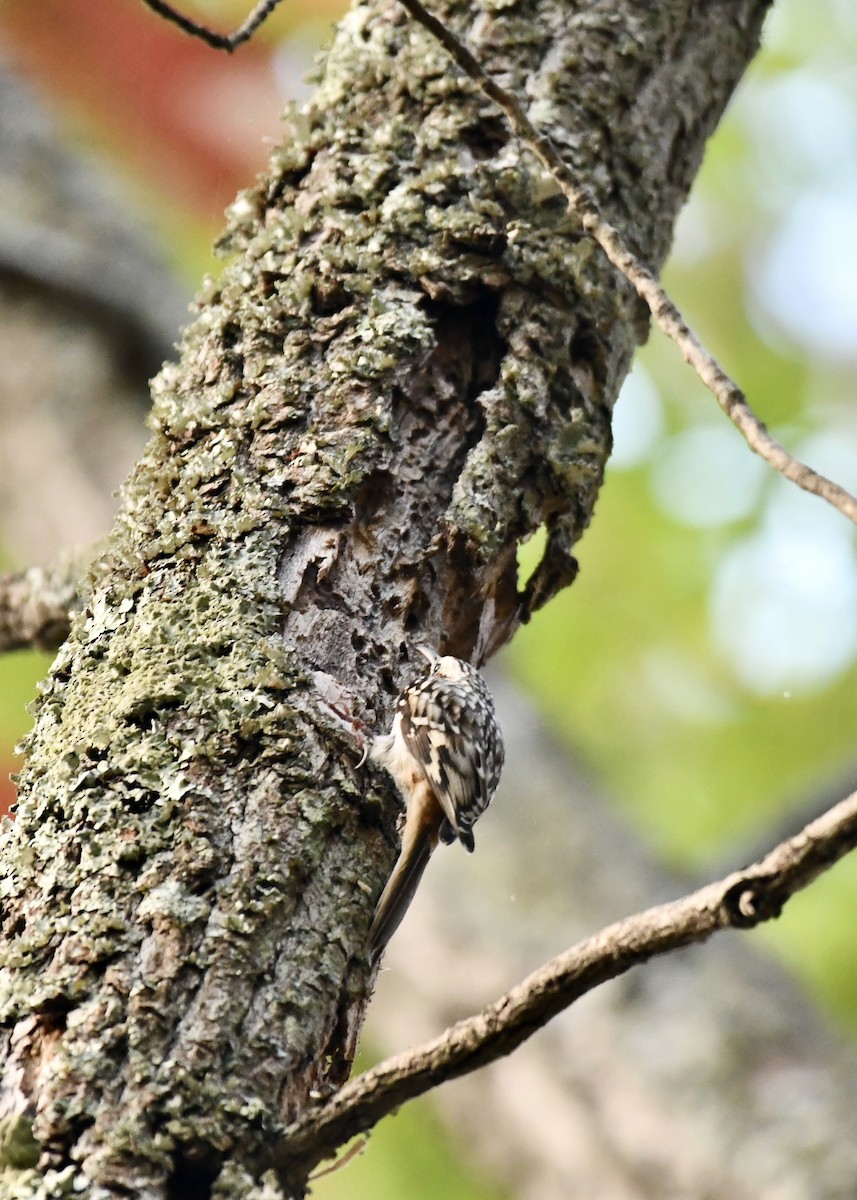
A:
[279, 787, 857, 1177]
[396, 0, 857, 526]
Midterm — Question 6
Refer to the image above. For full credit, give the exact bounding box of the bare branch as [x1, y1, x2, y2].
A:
[397, 0, 857, 527]
[280, 788, 857, 1177]
[0, 559, 83, 653]
[138, 0, 285, 52]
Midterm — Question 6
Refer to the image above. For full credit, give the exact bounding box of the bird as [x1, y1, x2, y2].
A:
[366, 646, 504, 961]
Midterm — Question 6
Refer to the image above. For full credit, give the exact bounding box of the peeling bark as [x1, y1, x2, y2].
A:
[0, 1, 771, 1196]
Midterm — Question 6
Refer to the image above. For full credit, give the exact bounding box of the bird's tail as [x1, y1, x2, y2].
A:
[368, 824, 435, 964]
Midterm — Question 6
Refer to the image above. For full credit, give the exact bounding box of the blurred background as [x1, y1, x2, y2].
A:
[1, 0, 856, 1196]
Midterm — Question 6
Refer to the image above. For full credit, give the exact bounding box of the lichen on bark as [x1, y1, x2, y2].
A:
[0, 0, 771, 1195]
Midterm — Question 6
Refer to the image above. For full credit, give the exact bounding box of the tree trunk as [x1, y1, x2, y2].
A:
[0, 1, 772, 1196]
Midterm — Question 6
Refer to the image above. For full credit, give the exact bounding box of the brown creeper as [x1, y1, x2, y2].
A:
[367, 646, 504, 960]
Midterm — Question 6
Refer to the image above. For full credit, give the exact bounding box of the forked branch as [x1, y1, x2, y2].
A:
[138, 0, 283, 51]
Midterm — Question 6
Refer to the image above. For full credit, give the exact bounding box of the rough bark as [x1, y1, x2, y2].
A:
[0, 1, 772, 1197]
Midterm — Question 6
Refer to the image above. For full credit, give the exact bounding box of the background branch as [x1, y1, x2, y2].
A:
[0, 66, 179, 571]
[0, 559, 81, 653]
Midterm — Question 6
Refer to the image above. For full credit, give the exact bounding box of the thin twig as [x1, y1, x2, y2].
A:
[396, 0, 857, 526]
[138, 0, 285, 52]
[278, 788, 857, 1179]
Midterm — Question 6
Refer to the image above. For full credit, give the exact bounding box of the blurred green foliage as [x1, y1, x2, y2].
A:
[0, 649, 51, 753]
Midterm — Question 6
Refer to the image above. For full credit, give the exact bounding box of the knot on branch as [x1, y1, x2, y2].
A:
[722, 874, 785, 928]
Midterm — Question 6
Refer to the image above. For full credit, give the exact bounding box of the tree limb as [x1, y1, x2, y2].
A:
[280, 787, 857, 1178]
